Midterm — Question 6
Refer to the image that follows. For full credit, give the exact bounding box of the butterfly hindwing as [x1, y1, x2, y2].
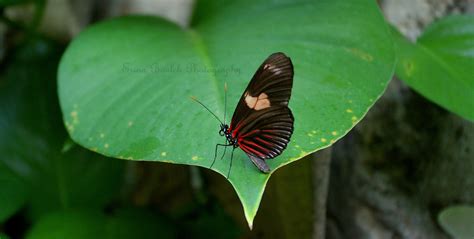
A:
[238, 107, 294, 172]
[229, 52, 294, 173]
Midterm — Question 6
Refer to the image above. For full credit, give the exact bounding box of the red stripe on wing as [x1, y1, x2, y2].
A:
[239, 141, 267, 158]
[239, 129, 260, 138]
[239, 139, 272, 156]
[254, 136, 274, 148]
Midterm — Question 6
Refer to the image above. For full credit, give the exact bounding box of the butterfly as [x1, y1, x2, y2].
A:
[192, 52, 294, 178]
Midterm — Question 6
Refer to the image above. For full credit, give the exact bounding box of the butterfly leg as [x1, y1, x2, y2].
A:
[220, 139, 228, 161]
[211, 143, 232, 169]
[227, 147, 236, 179]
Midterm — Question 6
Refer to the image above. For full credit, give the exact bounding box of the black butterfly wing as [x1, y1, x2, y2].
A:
[230, 52, 293, 127]
[229, 52, 294, 173]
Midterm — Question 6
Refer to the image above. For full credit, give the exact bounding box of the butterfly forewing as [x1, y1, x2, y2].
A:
[229, 52, 294, 173]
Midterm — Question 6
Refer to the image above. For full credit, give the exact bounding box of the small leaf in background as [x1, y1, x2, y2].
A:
[105, 208, 175, 239]
[0, 38, 124, 221]
[0, 0, 32, 7]
[26, 209, 175, 239]
[0, 171, 27, 222]
[0, 233, 11, 239]
[438, 205, 474, 239]
[25, 210, 106, 239]
[393, 15, 474, 121]
[58, 0, 395, 226]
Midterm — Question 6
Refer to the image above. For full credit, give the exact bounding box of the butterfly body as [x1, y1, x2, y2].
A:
[219, 123, 238, 148]
[215, 52, 295, 175]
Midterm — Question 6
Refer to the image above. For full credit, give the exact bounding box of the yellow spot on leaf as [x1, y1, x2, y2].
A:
[104, 143, 109, 148]
[128, 121, 133, 127]
[192, 156, 199, 161]
[307, 133, 314, 137]
[346, 48, 374, 62]
[330, 139, 336, 144]
[348, 100, 353, 104]
[346, 109, 353, 113]
[299, 151, 307, 158]
[295, 145, 301, 148]
[65, 122, 74, 132]
[321, 138, 327, 143]
[92, 147, 98, 152]
[311, 130, 317, 134]
[332, 131, 338, 136]
[404, 61, 414, 76]
[70, 111, 78, 117]
[100, 133, 105, 138]
[352, 116, 358, 122]
[369, 98, 374, 102]
[161, 152, 167, 157]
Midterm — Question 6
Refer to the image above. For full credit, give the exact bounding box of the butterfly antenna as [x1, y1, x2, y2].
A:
[190, 96, 223, 125]
[224, 83, 228, 125]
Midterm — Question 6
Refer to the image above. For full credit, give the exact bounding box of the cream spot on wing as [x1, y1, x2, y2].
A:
[245, 92, 271, 110]
[244, 92, 257, 107]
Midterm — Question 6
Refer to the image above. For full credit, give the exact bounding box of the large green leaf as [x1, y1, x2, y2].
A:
[393, 15, 474, 121]
[58, 0, 395, 226]
[26, 209, 174, 239]
[0, 39, 124, 221]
